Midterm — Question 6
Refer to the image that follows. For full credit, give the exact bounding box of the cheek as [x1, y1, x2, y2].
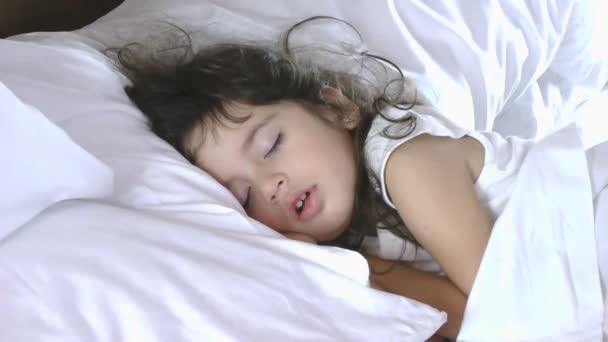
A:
[251, 205, 286, 232]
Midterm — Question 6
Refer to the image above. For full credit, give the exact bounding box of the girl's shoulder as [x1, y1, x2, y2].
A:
[364, 105, 469, 184]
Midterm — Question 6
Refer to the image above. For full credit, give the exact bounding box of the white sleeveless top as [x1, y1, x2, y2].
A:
[362, 105, 534, 270]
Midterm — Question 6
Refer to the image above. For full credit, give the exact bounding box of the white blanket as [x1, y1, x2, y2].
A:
[458, 124, 605, 341]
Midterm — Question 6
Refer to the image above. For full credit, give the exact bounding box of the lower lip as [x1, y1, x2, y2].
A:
[299, 186, 320, 221]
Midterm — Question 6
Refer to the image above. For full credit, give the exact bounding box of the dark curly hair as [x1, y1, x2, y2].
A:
[109, 17, 419, 251]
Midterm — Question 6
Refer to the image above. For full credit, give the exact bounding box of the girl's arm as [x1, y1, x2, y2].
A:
[384, 134, 492, 295]
[367, 255, 465, 339]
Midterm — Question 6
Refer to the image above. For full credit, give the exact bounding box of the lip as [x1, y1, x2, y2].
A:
[287, 185, 320, 221]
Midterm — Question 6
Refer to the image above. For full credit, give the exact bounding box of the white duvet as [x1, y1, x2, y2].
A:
[460, 123, 607, 341]
[1, 0, 607, 341]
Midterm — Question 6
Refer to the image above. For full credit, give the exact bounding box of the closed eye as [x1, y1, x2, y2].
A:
[264, 133, 283, 159]
[243, 186, 252, 211]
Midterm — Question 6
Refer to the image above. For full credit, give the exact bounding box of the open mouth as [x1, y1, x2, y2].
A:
[295, 191, 310, 215]
[290, 186, 319, 221]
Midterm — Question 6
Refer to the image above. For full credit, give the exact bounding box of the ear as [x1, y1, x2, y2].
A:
[319, 86, 360, 130]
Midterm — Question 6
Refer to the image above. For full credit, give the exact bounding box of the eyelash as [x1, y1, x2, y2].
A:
[244, 133, 283, 211]
[264, 133, 283, 159]
[243, 186, 252, 211]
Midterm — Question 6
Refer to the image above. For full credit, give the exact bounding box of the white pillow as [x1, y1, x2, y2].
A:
[0, 37, 237, 217]
[0, 81, 113, 241]
[0, 199, 446, 342]
[1, 21, 447, 342]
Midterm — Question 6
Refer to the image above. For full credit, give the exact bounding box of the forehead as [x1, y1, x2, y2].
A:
[187, 102, 251, 149]
[187, 103, 262, 180]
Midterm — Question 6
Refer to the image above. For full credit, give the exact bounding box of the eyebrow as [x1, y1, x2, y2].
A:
[241, 113, 277, 154]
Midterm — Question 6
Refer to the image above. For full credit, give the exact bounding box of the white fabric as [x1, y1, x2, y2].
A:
[0, 22, 445, 342]
[1, 0, 607, 340]
[586, 141, 608, 340]
[364, 105, 534, 218]
[0, 82, 113, 241]
[458, 125, 604, 341]
[362, 105, 533, 274]
[0, 200, 445, 342]
[0, 38, 239, 216]
[583, 97, 608, 339]
[595, 188, 608, 340]
[364, 105, 607, 340]
[72, 0, 608, 139]
[361, 229, 442, 274]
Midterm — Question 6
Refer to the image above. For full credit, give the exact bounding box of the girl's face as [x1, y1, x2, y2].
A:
[185, 101, 357, 242]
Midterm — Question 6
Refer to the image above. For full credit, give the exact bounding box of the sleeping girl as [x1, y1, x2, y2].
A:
[112, 17, 608, 340]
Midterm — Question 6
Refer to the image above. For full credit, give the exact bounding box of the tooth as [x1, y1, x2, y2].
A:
[300, 194, 307, 200]
[296, 200, 303, 209]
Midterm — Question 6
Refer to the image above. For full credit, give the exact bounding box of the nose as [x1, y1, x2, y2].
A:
[259, 172, 287, 205]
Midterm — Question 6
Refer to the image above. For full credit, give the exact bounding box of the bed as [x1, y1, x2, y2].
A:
[1, 0, 607, 341]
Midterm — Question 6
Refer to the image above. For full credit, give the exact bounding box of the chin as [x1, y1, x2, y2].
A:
[319, 220, 351, 242]
[317, 200, 354, 242]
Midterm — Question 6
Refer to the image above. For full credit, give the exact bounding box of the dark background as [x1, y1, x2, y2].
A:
[1, 0, 124, 38]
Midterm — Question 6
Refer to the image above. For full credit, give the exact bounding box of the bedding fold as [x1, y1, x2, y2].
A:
[458, 124, 603, 341]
